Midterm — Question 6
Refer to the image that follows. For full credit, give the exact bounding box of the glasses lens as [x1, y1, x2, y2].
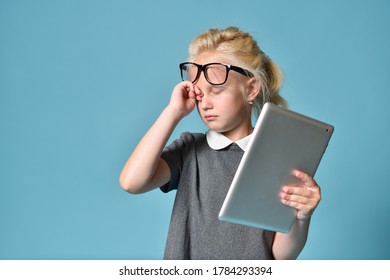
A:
[205, 64, 227, 85]
[181, 63, 199, 82]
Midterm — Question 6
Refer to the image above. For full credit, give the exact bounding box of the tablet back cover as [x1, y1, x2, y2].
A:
[218, 103, 334, 233]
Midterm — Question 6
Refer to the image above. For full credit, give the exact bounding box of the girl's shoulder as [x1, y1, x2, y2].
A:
[166, 132, 208, 152]
[179, 132, 206, 142]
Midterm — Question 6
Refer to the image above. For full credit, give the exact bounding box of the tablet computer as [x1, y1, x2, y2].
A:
[218, 102, 334, 233]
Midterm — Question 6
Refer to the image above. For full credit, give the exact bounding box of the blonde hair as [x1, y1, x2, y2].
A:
[188, 26, 287, 118]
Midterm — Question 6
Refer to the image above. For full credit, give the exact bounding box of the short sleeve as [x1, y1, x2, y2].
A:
[159, 135, 186, 193]
[159, 132, 204, 193]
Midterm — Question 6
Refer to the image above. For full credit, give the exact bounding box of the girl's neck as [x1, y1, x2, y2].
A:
[221, 124, 254, 142]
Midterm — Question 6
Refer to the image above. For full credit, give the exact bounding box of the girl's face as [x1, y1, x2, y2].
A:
[193, 51, 258, 141]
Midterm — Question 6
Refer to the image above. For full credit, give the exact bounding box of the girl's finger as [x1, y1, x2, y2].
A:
[293, 170, 317, 190]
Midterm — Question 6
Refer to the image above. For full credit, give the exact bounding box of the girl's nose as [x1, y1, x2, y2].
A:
[199, 91, 213, 110]
[194, 74, 215, 110]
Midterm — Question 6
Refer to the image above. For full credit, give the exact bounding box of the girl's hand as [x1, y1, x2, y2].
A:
[279, 170, 321, 221]
[168, 81, 203, 118]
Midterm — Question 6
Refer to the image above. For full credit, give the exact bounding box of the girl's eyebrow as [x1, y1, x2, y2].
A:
[205, 84, 225, 90]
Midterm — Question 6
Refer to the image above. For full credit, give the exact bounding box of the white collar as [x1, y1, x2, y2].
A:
[206, 130, 252, 151]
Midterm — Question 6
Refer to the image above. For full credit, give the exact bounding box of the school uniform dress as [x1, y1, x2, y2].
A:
[160, 130, 275, 260]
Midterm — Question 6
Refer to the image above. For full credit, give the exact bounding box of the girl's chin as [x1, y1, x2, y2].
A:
[204, 123, 230, 134]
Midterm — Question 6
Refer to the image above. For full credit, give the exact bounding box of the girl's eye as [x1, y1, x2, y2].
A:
[210, 86, 224, 94]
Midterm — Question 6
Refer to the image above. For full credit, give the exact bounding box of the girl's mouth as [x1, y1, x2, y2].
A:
[204, 115, 217, 121]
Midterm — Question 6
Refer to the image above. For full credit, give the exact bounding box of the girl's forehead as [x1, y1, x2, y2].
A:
[193, 51, 240, 65]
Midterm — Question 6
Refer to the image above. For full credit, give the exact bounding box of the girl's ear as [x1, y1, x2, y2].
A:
[246, 77, 261, 101]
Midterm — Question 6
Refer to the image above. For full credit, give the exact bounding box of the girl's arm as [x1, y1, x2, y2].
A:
[119, 81, 202, 194]
[272, 170, 322, 259]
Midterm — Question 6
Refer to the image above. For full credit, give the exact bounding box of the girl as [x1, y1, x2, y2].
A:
[119, 27, 321, 260]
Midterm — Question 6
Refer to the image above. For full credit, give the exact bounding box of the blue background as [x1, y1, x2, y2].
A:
[1, 0, 389, 260]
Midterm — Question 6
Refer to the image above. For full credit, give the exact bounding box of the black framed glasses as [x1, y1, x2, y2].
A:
[179, 62, 254, 85]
